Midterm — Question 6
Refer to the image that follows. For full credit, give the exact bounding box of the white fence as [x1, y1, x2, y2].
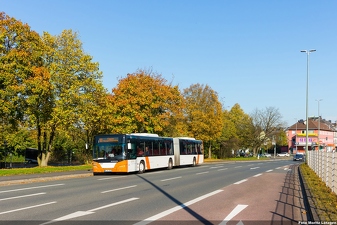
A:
[307, 151, 337, 194]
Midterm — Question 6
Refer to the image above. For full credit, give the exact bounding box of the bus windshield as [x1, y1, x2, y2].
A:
[94, 143, 126, 161]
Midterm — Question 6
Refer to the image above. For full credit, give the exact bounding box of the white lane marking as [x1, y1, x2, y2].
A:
[219, 204, 248, 225]
[253, 173, 262, 177]
[0, 184, 64, 194]
[0, 192, 46, 201]
[133, 190, 223, 225]
[0, 202, 56, 215]
[101, 185, 137, 193]
[98, 176, 127, 180]
[250, 167, 259, 170]
[218, 168, 228, 171]
[177, 167, 190, 171]
[42, 211, 94, 224]
[234, 166, 242, 168]
[40, 198, 138, 225]
[88, 198, 139, 212]
[276, 167, 281, 169]
[234, 179, 247, 185]
[196, 171, 209, 175]
[210, 166, 224, 169]
[266, 169, 273, 172]
[161, 176, 182, 182]
[247, 164, 254, 166]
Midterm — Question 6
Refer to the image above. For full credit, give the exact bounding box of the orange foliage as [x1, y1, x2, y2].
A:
[110, 70, 185, 136]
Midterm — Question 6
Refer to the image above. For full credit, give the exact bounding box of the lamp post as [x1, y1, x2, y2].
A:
[315, 99, 322, 150]
[301, 49, 316, 163]
[294, 118, 298, 154]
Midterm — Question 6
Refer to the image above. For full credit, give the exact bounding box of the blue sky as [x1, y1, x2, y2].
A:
[2, 0, 337, 127]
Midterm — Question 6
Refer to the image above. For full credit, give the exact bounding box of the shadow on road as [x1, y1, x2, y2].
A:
[271, 164, 309, 224]
[136, 172, 213, 225]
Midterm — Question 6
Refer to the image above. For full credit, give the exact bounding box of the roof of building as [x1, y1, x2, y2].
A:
[288, 117, 335, 131]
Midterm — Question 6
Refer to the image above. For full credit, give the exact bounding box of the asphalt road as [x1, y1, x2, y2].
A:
[0, 159, 308, 225]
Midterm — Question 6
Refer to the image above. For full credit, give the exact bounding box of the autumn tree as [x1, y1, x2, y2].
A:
[249, 107, 284, 155]
[0, 12, 46, 154]
[183, 84, 223, 158]
[110, 70, 185, 136]
[33, 30, 105, 166]
[219, 103, 252, 158]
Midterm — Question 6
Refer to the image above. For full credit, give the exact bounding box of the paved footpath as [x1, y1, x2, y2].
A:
[137, 164, 309, 225]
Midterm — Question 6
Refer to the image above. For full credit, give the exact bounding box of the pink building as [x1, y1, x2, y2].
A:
[287, 117, 336, 154]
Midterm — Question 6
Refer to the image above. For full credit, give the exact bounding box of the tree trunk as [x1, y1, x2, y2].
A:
[38, 151, 50, 167]
[208, 142, 212, 159]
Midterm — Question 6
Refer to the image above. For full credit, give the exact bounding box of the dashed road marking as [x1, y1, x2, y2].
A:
[101, 185, 137, 193]
[161, 176, 182, 182]
[253, 173, 262, 177]
[234, 179, 247, 185]
[0, 201, 56, 215]
[250, 167, 259, 170]
[0, 184, 64, 194]
[0, 192, 46, 201]
[98, 176, 127, 180]
[196, 171, 209, 175]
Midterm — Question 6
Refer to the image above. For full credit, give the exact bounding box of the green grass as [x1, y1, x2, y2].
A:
[300, 163, 337, 222]
[0, 164, 92, 176]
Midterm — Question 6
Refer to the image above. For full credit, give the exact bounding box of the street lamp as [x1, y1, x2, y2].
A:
[294, 118, 298, 153]
[316, 99, 322, 150]
[301, 49, 316, 163]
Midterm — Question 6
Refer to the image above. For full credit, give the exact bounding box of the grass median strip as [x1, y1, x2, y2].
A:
[0, 164, 92, 176]
[300, 163, 337, 222]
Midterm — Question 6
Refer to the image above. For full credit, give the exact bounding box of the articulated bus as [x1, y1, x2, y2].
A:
[92, 133, 203, 174]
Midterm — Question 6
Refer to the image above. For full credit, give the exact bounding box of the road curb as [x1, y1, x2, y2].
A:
[298, 165, 320, 222]
[0, 173, 92, 186]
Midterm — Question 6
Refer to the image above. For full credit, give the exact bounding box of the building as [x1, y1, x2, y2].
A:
[287, 117, 336, 154]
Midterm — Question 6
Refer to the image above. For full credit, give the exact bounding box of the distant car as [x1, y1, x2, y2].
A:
[293, 154, 304, 161]
[262, 153, 272, 157]
[277, 152, 289, 157]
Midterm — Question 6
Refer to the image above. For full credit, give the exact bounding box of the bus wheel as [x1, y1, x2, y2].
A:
[192, 157, 196, 167]
[167, 159, 173, 170]
[138, 161, 145, 174]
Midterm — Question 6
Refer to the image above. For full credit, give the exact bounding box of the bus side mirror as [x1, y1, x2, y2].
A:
[127, 143, 131, 150]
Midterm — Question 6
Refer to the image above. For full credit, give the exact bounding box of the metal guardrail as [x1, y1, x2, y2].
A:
[307, 151, 337, 194]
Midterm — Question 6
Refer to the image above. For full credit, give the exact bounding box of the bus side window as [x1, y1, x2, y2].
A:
[180, 143, 187, 155]
[145, 141, 153, 156]
[166, 142, 173, 155]
[137, 146, 144, 156]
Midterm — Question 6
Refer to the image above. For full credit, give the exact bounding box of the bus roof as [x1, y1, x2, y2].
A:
[175, 137, 196, 140]
[128, 133, 159, 137]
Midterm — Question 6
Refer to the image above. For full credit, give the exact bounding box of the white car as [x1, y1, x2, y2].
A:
[277, 152, 289, 157]
[263, 153, 272, 157]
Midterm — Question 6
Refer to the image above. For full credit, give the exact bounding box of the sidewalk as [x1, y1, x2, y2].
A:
[147, 164, 312, 224]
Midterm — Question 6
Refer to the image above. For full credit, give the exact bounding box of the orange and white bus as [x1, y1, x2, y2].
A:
[92, 133, 203, 175]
